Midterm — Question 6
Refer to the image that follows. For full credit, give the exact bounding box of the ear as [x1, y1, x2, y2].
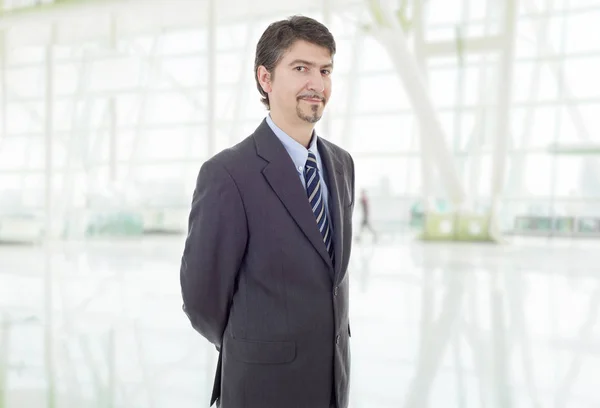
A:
[257, 65, 272, 93]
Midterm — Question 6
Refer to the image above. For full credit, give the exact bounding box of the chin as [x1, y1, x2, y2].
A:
[295, 104, 324, 124]
[300, 115, 322, 124]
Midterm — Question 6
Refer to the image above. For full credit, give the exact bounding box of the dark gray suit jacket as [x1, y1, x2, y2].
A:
[180, 119, 355, 408]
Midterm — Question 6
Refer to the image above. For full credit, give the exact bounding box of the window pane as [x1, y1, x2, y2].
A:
[522, 154, 553, 196]
[349, 114, 416, 153]
[513, 61, 559, 102]
[511, 106, 559, 148]
[7, 103, 44, 135]
[566, 10, 600, 53]
[354, 74, 411, 112]
[564, 57, 600, 99]
[359, 37, 394, 73]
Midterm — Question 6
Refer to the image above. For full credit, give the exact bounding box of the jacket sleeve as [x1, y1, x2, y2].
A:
[180, 158, 248, 348]
[350, 154, 355, 207]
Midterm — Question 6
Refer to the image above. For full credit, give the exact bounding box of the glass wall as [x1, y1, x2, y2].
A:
[2, 1, 600, 405]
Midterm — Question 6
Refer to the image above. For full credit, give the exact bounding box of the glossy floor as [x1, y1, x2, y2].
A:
[0, 234, 599, 407]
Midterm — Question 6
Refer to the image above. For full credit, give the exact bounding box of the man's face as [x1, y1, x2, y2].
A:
[262, 40, 333, 124]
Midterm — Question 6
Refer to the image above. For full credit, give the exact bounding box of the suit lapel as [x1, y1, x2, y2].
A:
[317, 139, 346, 281]
[254, 120, 334, 272]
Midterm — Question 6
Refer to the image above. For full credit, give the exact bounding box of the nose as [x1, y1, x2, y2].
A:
[307, 71, 325, 93]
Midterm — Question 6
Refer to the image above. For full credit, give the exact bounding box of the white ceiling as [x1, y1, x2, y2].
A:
[1, 0, 364, 46]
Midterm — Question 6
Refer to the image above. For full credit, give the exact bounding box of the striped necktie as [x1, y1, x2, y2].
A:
[304, 151, 334, 263]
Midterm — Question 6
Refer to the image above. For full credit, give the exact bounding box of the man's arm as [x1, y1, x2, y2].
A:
[180, 158, 248, 348]
[350, 154, 355, 207]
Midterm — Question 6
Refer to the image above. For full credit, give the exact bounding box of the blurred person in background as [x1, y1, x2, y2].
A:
[356, 189, 377, 243]
[180, 15, 355, 408]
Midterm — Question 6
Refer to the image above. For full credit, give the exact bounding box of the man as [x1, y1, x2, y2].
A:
[180, 15, 355, 408]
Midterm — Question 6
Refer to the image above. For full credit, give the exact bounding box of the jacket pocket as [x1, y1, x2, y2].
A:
[229, 337, 296, 364]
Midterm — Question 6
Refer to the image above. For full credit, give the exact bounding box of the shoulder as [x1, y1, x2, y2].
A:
[201, 135, 255, 175]
[319, 137, 354, 172]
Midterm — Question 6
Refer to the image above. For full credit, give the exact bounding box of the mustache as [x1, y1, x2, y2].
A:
[297, 93, 325, 101]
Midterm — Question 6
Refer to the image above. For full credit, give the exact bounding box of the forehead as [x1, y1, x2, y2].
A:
[280, 40, 333, 65]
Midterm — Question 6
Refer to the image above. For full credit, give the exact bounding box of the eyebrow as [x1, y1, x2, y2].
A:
[288, 59, 334, 69]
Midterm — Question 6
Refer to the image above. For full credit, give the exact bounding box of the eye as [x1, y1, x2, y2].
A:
[295, 66, 307, 72]
[321, 69, 331, 76]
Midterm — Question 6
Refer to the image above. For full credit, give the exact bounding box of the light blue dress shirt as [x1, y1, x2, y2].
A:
[266, 114, 334, 230]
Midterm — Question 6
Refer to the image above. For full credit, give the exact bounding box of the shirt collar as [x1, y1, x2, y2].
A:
[266, 114, 320, 171]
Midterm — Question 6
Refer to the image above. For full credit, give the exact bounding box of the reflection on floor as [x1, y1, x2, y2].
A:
[0, 235, 599, 407]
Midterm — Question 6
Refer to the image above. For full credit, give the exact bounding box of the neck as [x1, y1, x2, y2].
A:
[269, 110, 314, 148]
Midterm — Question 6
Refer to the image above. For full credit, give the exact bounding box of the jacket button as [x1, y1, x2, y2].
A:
[333, 287, 338, 296]
[336, 335, 340, 345]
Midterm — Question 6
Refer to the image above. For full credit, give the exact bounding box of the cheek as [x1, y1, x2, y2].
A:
[274, 88, 293, 105]
[291, 87, 305, 102]
[324, 81, 332, 97]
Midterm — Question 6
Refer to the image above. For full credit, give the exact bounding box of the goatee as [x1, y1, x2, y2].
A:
[296, 104, 322, 124]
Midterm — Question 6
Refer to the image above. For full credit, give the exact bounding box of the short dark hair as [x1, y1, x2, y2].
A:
[254, 15, 336, 109]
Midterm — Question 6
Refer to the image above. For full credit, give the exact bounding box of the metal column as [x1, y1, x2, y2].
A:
[0, 29, 6, 144]
[338, 29, 363, 152]
[365, 0, 467, 206]
[44, 25, 56, 238]
[43, 22, 57, 408]
[412, 0, 435, 212]
[109, 13, 118, 183]
[207, 0, 217, 157]
[489, 0, 517, 238]
[205, 0, 219, 396]
[0, 316, 9, 408]
[320, 0, 333, 138]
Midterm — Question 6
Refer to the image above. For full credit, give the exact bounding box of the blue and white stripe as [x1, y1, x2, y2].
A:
[304, 151, 334, 262]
